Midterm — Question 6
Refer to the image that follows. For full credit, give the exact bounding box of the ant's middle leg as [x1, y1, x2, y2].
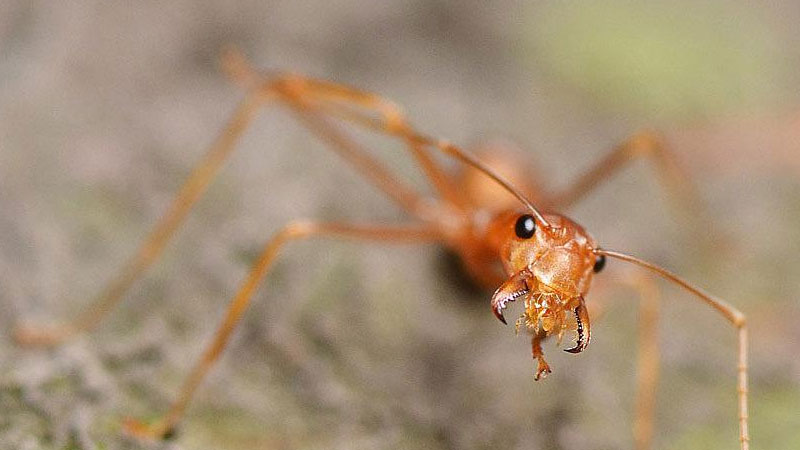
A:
[623, 273, 662, 450]
[14, 54, 443, 348]
[123, 220, 440, 440]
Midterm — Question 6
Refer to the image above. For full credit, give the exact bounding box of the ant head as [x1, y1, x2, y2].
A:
[490, 210, 600, 295]
[488, 210, 602, 353]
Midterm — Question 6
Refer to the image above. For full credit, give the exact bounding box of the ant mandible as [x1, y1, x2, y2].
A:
[13, 49, 749, 450]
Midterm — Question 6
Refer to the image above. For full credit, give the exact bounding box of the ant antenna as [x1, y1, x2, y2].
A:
[593, 249, 743, 323]
[220, 47, 552, 229]
[592, 248, 748, 449]
[426, 138, 553, 229]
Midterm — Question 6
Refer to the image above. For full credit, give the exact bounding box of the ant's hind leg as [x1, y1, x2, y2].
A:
[549, 131, 699, 212]
[14, 91, 273, 348]
[122, 220, 438, 440]
[597, 249, 749, 450]
[625, 274, 661, 450]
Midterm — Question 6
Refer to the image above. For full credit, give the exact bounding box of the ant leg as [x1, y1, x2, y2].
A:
[277, 99, 428, 215]
[123, 220, 439, 440]
[549, 131, 698, 211]
[300, 85, 468, 209]
[14, 57, 444, 347]
[14, 90, 273, 347]
[619, 273, 661, 450]
[222, 49, 468, 210]
[226, 49, 551, 226]
[597, 249, 749, 450]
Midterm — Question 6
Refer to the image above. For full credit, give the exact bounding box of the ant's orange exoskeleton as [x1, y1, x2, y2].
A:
[14, 49, 749, 450]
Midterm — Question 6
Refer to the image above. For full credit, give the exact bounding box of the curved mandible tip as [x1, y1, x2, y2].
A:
[564, 297, 591, 354]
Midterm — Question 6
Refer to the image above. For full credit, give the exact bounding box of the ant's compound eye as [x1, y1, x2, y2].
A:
[593, 254, 606, 273]
[514, 214, 536, 239]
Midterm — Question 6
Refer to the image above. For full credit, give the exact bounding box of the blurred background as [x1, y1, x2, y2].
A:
[1, 1, 799, 449]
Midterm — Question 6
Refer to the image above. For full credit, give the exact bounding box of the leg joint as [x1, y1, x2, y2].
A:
[625, 130, 666, 157]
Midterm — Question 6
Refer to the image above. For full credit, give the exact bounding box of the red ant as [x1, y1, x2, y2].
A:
[13, 49, 749, 449]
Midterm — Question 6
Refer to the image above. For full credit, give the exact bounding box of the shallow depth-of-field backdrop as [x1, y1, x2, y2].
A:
[1, 1, 799, 449]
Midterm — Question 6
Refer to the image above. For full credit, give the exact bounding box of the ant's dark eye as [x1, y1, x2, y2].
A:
[514, 214, 536, 239]
[593, 254, 606, 273]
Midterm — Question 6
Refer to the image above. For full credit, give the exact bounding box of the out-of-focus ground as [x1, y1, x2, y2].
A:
[1, 1, 799, 449]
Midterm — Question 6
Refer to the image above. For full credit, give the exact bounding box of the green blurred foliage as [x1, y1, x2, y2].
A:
[668, 385, 800, 449]
[528, 1, 789, 120]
